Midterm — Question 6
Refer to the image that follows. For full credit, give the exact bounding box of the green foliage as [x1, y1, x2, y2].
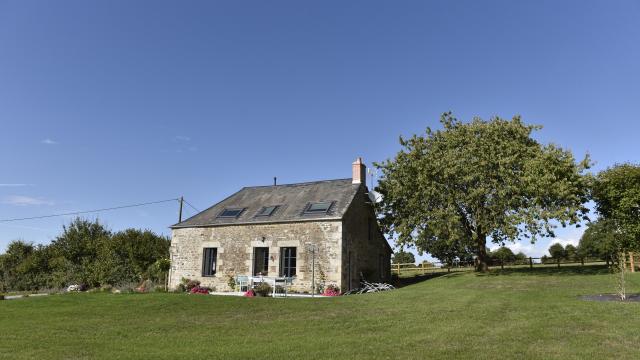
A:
[423, 236, 474, 265]
[227, 275, 236, 291]
[591, 163, 640, 252]
[515, 252, 528, 262]
[564, 244, 578, 261]
[253, 282, 272, 297]
[375, 113, 590, 271]
[0, 218, 170, 292]
[490, 247, 516, 263]
[578, 219, 617, 261]
[548, 243, 566, 260]
[391, 250, 415, 265]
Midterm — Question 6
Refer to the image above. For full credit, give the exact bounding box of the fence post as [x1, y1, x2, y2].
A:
[581, 257, 584, 266]
[630, 252, 635, 273]
[396, 263, 401, 277]
[421, 262, 425, 275]
[529, 257, 532, 269]
[557, 258, 560, 268]
[501, 259, 504, 270]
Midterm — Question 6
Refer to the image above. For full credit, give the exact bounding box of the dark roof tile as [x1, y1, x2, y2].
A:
[172, 178, 361, 228]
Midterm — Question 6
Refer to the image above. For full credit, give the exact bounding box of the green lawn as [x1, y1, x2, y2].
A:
[1, 266, 639, 359]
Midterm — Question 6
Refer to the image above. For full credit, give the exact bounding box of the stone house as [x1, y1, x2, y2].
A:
[168, 158, 392, 293]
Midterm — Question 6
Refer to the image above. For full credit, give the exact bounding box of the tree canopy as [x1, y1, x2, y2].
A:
[578, 219, 617, 261]
[591, 164, 640, 253]
[375, 113, 590, 271]
[391, 250, 415, 265]
[548, 243, 566, 260]
[0, 218, 170, 292]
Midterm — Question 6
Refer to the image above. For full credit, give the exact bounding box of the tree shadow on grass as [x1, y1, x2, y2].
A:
[480, 264, 611, 277]
[394, 272, 463, 288]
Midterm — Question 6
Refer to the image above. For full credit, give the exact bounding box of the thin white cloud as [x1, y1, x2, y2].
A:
[0, 183, 32, 187]
[41, 139, 58, 145]
[173, 135, 191, 142]
[3, 195, 54, 206]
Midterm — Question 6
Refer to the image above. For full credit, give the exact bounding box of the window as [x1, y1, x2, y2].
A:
[304, 201, 333, 214]
[256, 205, 279, 217]
[218, 208, 245, 218]
[279, 247, 297, 277]
[253, 247, 269, 276]
[202, 248, 217, 276]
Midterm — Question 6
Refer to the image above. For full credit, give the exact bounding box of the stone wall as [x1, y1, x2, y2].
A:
[169, 221, 343, 292]
[341, 185, 392, 290]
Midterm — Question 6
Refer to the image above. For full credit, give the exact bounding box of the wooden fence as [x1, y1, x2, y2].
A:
[390, 257, 618, 277]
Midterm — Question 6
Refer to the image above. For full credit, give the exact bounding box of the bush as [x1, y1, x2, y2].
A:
[254, 282, 272, 297]
[190, 285, 211, 295]
[135, 279, 153, 293]
[227, 276, 236, 291]
[181, 278, 200, 292]
[323, 284, 341, 296]
[0, 294, 4, 300]
[243, 289, 255, 297]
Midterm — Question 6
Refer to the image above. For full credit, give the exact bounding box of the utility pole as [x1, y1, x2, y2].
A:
[178, 196, 184, 223]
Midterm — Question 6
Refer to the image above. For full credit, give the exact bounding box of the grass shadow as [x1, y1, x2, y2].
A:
[394, 272, 461, 288]
[481, 264, 611, 277]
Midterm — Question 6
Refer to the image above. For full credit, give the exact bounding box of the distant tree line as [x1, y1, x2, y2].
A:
[391, 247, 529, 267]
[542, 218, 623, 265]
[0, 218, 170, 292]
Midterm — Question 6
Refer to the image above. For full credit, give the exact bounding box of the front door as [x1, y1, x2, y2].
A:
[253, 247, 269, 276]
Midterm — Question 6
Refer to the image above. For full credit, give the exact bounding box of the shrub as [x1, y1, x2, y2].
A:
[135, 279, 153, 293]
[0, 294, 4, 300]
[227, 276, 236, 291]
[323, 284, 341, 296]
[243, 289, 255, 297]
[185, 279, 200, 292]
[254, 282, 272, 297]
[190, 285, 211, 295]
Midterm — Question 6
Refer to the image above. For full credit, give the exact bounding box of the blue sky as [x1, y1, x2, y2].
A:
[1, 1, 639, 260]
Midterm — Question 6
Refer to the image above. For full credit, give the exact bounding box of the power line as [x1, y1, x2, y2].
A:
[182, 199, 200, 213]
[0, 198, 179, 223]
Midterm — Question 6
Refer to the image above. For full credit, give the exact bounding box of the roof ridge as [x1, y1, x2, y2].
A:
[244, 178, 352, 189]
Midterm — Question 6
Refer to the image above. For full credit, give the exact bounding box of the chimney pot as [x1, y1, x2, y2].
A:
[352, 157, 366, 186]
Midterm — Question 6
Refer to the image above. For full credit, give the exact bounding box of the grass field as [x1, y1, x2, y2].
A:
[1, 266, 639, 359]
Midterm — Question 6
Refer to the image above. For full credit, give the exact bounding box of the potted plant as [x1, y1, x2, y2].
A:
[254, 282, 272, 297]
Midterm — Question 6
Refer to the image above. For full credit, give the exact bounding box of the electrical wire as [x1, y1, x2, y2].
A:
[182, 199, 200, 213]
[0, 198, 179, 223]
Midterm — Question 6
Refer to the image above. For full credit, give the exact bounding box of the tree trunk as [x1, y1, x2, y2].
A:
[475, 234, 489, 272]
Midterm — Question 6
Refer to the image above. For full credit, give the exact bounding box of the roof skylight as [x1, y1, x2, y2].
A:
[304, 202, 333, 214]
[256, 205, 279, 217]
[218, 208, 245, 218]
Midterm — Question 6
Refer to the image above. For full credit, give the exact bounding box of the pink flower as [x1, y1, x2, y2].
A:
[244, 290, 256, 297]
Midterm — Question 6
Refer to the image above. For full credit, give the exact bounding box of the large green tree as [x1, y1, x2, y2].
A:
[375, 113, 590, 271]
[391, 250, 415, 265]
[591, 164, 640, 252]
[578, 219, 617, 262]
[548, 243, 566, 260]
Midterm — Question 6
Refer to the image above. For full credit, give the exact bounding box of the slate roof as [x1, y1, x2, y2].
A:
[171, 178, 362, 228]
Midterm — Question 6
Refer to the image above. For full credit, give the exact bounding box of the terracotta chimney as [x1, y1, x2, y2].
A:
[352, 157, 366, 185]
